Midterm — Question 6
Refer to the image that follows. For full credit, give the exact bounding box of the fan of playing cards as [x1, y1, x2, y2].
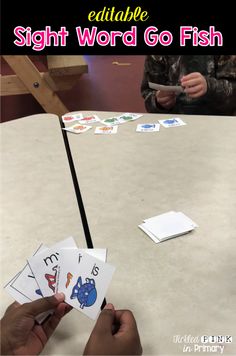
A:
[139, 211, 198, 243]
[5, 237, 115, 320]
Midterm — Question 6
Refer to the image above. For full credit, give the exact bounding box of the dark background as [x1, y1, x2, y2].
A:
[1, 0, 235, 122]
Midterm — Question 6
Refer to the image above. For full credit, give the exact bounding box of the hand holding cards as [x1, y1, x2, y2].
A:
[4, 237, 115, 320]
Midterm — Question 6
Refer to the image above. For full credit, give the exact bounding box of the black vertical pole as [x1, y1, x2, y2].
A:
[59, 117, 106, 309]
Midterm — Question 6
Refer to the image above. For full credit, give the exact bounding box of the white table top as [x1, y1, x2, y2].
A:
[66, 111, 236, 355]
[1, 111, 236, 355]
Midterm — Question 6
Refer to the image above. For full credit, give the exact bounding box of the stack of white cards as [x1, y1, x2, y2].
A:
[5, 237, 115, 320]
[139, 211, 198, 243]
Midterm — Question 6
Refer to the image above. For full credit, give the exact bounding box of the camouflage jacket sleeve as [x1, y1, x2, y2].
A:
[205, 56, 236, 115]
[140, 55, 171, 113]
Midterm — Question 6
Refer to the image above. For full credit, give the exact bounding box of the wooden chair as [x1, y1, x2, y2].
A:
[0, 55, 88, 116]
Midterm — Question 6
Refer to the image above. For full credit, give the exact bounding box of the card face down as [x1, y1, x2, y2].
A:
[144, 212, 193, 241]
[140, 211, 196, 242]
[58, 249, 115, 320]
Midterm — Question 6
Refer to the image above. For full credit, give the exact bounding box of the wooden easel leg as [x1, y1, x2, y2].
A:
[2, 55, 69, 117]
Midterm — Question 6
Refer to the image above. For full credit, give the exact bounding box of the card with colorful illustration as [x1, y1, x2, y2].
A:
[100, 117, 120, 126]
[159, 118, 186, 128]
[78, 115, 101, 124]
[62, 124, 92, 134]
[3, 237, 114, 322]
[10, 244, 47, 301]
[136, 123, 160, 132]
[56, 248, 107, 293]
[118, 113, 143, 123]
[62, 113, 83, 123]
[27, 237, 77, 297]
[58, 249, 115, 319]
[94, 126, 118, 134]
